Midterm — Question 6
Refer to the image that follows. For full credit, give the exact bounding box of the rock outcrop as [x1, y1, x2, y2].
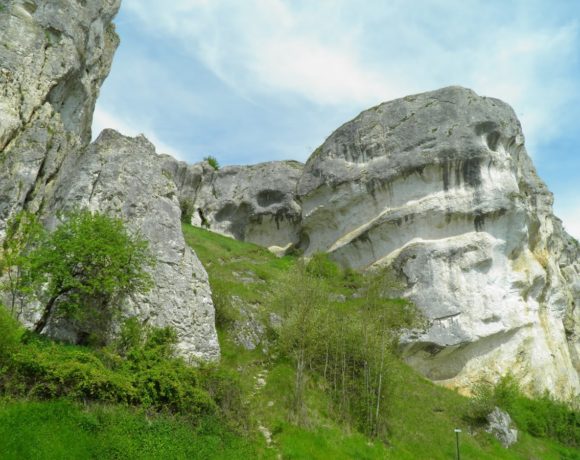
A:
[2, 1, 575, 394]
[0, 0, 120, 235]
[297, 86, 580, 396]
[0, 0, 219, 361]
[486, 407, 518, 448]
[161, 157, 303, 252]
[166, 86, 579, 396]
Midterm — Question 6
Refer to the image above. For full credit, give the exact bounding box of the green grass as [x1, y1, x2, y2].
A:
[0, 399, 262, 460]
[0, 224, 577, 459]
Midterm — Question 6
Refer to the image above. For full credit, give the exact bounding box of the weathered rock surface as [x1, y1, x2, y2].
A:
[168, 85, 579, 396]
[38, 130, 219, 360]
[297, 86, 579, 396]
[0, 0, 120, 236]
[486, 407, 518, 448]
[0, 1, 219, 361]
[161, 157, 303, 252]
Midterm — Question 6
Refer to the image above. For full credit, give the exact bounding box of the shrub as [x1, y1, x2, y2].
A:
[203, 156, 220, 170]
[179, 198, 195, 224]
[466, 375, 580, 447]
[275, 263, 423, 439]
[199, 366, 249, 431]
[0, 322, 230, 422]
[3, 210, 154, 344]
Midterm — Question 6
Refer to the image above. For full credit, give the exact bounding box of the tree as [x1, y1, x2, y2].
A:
[274, 256, 424, 438]
[5, 210, 154, 343]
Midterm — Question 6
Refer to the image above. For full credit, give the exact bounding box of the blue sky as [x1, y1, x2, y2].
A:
[93, 0, 580, 238]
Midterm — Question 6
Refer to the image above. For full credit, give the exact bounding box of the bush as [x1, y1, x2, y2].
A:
[203, 156, 220, 170]
[2, 210, 154, 344]
[466, 375, 580, 447]
[275, 263, 423, 439]
[305, 252, 341, 280]
[0, 322, 232, 422]
[179, 198, 195, 224]
[199, 366, 249, 432]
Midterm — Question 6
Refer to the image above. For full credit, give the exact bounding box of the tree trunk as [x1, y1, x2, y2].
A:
[33, 293, 61, 334]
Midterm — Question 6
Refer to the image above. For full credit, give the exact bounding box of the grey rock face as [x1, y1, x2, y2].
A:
[161, 157, 303, 252]
[39, 130, 219, 360]
[486, 407, 518, 448]
[164, 85, 579, 395]
[0, 0, 120, 233]
[0, 1, 219, 361]
[297, 86, 580, 396]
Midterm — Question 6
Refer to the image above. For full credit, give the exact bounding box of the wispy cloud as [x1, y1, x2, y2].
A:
[122, 0, 579, 154]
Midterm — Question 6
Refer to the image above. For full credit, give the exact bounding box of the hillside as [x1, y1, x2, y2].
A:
[2, 224, 577, 459]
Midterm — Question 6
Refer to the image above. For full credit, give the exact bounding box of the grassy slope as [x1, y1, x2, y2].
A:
[0, 224, 577, 459]
[0, 399, 258, 460]
[182, 224, 580, 460]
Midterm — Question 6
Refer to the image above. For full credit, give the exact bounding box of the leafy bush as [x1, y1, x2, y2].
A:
[179, 198, 195, 224]
[467, 374, 580, 447]
[199, 366, 249, 432]
[1, 210, 154, 345]
[275, 263, 423, 439]
[0, 321, 249, 423]
[204, 156, 220, 170]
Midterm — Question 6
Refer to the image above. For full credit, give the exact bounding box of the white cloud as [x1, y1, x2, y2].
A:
[122, 1, 579, 150]
[92, 106, 184, 160]
[123, 0, 398, 106]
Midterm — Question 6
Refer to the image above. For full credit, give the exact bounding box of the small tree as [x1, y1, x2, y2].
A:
[9, 210, 154, 343]
[203, 156, 220, 170]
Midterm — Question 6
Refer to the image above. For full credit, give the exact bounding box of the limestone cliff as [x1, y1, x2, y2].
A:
[161, 157, 303, 253]
[168, 86, 579, 396]
[297, 86, 579, 396]
[0, 0, 219, 361]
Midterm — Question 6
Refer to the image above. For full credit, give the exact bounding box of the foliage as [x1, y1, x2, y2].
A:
[0, 211, 44, 318]
[179, 198, 195, 224]
[467, 375, 580, 447]
[274, 260, 423, 439]
[0, 319, 249, 426]
[0, 399, 260, 460]
[0, 306, 23, 364]
[210, 278, 241, 329]
[3, 210, 154, 344]
[305, 252, 341, 279]
[204, 155, 220, 170]
[180, 224, 580, 458]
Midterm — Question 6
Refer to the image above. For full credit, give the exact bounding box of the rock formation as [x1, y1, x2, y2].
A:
[298, 86, 580, 396]
[0, 0, 219, 361]
[161, 157, 303, 253]
[168, 86, 579, 396]
[2, 0, 576, 395]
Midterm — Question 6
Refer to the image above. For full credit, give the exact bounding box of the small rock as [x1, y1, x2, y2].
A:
[486, 407, 518, 448]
